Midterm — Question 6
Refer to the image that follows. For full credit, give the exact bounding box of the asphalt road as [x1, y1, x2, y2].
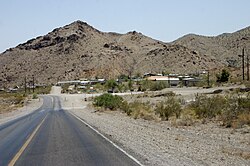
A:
[0, 96, 140, 166]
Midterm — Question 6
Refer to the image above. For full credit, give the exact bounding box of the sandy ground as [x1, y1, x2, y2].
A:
[54, 86, 250, 166]
[0, 97, 43, 126]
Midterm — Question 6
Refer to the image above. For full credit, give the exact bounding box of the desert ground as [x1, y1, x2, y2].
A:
[0, 86, 249, 166]
[57, 86, 250, 166]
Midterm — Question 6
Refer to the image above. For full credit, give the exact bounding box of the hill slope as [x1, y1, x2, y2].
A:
[1, 21, 249, 87]
[173, 26, 250, 68]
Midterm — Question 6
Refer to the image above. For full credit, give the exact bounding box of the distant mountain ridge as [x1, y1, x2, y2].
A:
[173, 26, 250, 68]
[0, 20, 249, 87]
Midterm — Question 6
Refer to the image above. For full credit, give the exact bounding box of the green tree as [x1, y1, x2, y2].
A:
[217, 69, 230, 83]
[105, 79, 118, 91]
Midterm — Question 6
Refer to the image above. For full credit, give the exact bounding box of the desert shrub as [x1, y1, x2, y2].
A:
[155, 102, 172, 120]
[119, 101, 155, 120]
[238, 93, 250, 109]
[155, 97, 182, 120]
[93, 93, 123, 110]
[244, 82, 250, 88]
[0, 93, 25, 113]
[140, 79, 152, 91]
[61, 84, 70, 93]
[13, 94, 25, 105]
[179, 110, 196, 126]
[140, 80, 168, 91]
[32, 93, 38, 99]
[236, 112, 250, 127]
[35, 85, 52, 94]
[150, 81, 169, 91]
[188, 93, 250, 128]
[117, 83, 127, 93]
[105, 79, 118, 91]
[216, 69, 230, 83]
[120, 100, 132, 115]
[0, 93, 25, 105]
[220, 94, 250, 128]
[128, 80, 134, 91]
[128, 101, 155, 120]
[118, 74, 129, 81]
[190, 94, 226, 119]
[94, 83, 105, 92]
[220, 95, 240, 127]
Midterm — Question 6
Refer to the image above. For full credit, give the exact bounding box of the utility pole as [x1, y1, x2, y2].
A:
[32, 75, 35, 93]
[111, 54, 116, 80]
[207, 70, 210, 87]
[24, 76, 27, 95]
[247, 49, 249, 81]
[239, 48, 245, 81]
[243, 48, 245, 81]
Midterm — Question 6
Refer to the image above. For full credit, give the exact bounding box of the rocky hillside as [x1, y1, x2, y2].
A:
[0, 20, 248, 87]
[173, 26, 250, 68]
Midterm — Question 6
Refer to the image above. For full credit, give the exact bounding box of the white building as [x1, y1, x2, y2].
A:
[147, 76, 180, 86]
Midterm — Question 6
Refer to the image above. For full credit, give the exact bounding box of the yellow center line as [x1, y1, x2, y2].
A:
[8, 114, 48, 166]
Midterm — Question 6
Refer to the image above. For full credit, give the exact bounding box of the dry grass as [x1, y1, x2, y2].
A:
[176, 111, 196, 127]
[0, 92, 25, 114]
[222, 147, 250, 160]
[231, 113, 250, 129]
[129, 101, 156, 120]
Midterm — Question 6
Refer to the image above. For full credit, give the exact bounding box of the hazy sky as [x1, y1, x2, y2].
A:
[1, 0, 250, 53]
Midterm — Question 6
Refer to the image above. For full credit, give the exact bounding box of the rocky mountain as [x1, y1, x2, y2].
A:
[0, 20, 249, 87]
[173, 26, 250, 68]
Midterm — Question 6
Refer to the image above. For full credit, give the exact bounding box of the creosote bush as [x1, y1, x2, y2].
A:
[32, 93, 38, 99]
[189, 94, 226, 119]
[0, 93, 25, 113]
[93, 93, 123, 110]
[93, 92, 250, 128]
[155, 97, 182, 120]
[140, 80, 169, 91]
[149, 81, 169, 91]
[120, 101, 155, 120]
[221, 94, 250, 128]
[189, 93, 250, 128]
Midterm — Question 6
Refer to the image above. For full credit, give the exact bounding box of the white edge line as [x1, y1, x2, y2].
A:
[69, 111, 144, 166]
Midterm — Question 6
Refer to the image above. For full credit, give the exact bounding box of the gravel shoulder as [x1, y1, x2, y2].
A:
[68, 107, 250, 166]
[58, 86, 250, 166]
